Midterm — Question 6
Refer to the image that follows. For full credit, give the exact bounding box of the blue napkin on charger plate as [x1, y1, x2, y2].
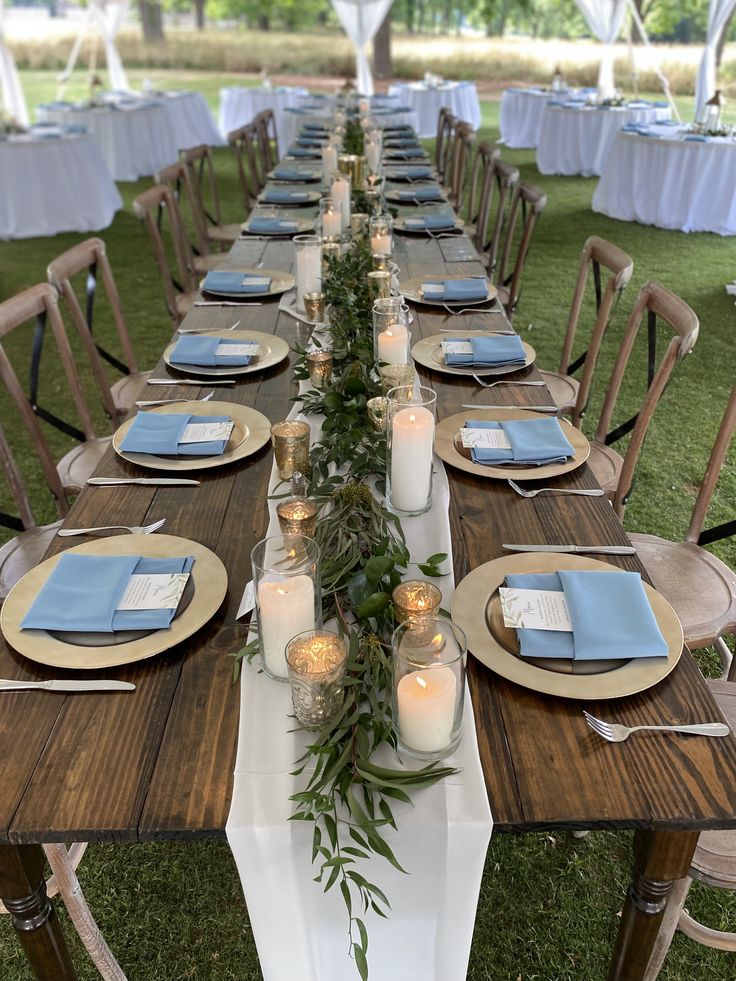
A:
[262, 188, 310, 204]
[247, 216, 299, 234]
[385, 138, 420, 148]
[390, 166, 433, 180]
[203, 270, 272, 294]
[273, 166, 315, 181]
[385, 148, 426, 159]
[685, 134, 709, 142]
[286, 147, 319, 158]
[170, 335, 253, 367]
[464, 418, 573, 466]
[296, 136, 325, 147]
[423, 279, 489, 302]
[397, 186, 443, 202]
[404, 214, 455, 231]
[21, 553, 195, 632]
[503, 570, 668, 661]
[121, 412, 232, 456]
[444, 335, 525, 366]
[302, 123, 328, 132]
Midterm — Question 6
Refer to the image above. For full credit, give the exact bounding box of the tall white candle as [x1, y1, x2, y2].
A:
[322, 207, 341, 239]
[377, 323, 408, 365]
[371, 230, 392, 255]
[397, 666, 457, 753]
[331, 176, 351, 232]
[322, 144, 337, 184]
[258, 575, 316, 678]
[390, 404, 434, 512]
[295, 242, 322, 313]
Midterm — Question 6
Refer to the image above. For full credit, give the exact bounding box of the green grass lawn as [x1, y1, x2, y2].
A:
[0, 75, 735, 981]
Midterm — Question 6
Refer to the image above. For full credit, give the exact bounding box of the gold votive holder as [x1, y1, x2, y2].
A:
[372, 252, 394, 273]
[338, 152, 365, 186]
[270, 420, 310, 480]
[306, 350, 333, 389]
[276, 497, 319, 538]
[322, 238, 341, 276]
[303, 291, 325, 324]
[379, 363, 414, 393]
[351, 212, 369, 238]
[286, 629, 348, 730]
[365, 187, 382, 214]
[366, 396, 388, 432]
[367, 270, 391, 301]
[392, 580, 443, 624]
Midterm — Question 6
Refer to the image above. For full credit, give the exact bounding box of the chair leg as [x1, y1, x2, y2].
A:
[717, 636, 734, 680]
[642, 875, 692, 981]
[43, 844, 128, 981]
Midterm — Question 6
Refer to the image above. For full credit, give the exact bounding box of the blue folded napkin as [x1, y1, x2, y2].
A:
[385, 148, 426, 159]
[504, 570, 668, 660]
[21, 553, 195, 632]
[464, 418, 573, 466]
[170, 335, 253, 367]
[384, 125, 414, 134]
[423, 279, 489, 302]
[273, 166, 315, 181]
[385, 139, 421, 148]
[203, 270, 272, 293]
[296, 137, 325, 147]
[121, 412, 232, 456]
[391, 166, 433, 180]
[287, 146, 319, 158]
[262, 188, 310, 204]
[397, 186, 443, 202]
[247, 216, 299, 234]
[303, 123, 328, 132]
[444, 334, 525, 366]
[404, 214, 455, 231]
[685, 134, 709, 142]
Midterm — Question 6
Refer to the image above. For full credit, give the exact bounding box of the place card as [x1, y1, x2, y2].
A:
[441, 340, 473, 356]
[117, 573, 190, 611]
[421, 283, 444, 298]
[242, 276, 272, 288]
[499, 587, 573, 632]
[460, 427, 512, 450]
[216, 342, 259, 357]
[237, 580, 256, 620]
[180, 421, 234, 444]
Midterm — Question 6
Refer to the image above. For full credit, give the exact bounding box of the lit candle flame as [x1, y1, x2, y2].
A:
[415, 676, 429, 691]
[409, 413, 416, 424]
[277, 587, 287, 596]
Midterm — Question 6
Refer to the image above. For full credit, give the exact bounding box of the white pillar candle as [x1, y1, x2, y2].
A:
[331, 176, 351, 232]
[258, 575, 316, 678]
[397, 666, 457, 753]
[322, 144, 337, 184]
[295, 242, 322, 313]
[390, 404, 434, 512]
[358, 97, 371, 115]
[322, 207, 342, 239]
[371, 230, 392, 255]
[377, 323, 408, 365]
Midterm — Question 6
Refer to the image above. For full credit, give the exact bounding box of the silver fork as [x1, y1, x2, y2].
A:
[583, 711, 730, 743]
[135, 391, 214, 408]
[177, 320, 241, 334]
[473, 377, 545, 389]
[508, 478, 605, 498]
[58, 517, 167, 537]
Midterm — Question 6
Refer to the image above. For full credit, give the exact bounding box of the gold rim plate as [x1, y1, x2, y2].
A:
[435, 407, 589, 481]
[385, 187, 447, 204]
[164, 329, 289, 378]
[258, 190, 322, 206]
[265, 172, 321, 186]
[412, 333, 536, 377]
[394, 217, 464, 236]
[1, 534, 228, 670]
[451, 552, 683, 700]
[400, 275, 498, 308]
[202, 269, 295, 299]
[242, 218, 315, 236]
[113, 400, 271, 473]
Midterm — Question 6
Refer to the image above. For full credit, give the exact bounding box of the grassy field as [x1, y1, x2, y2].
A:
[0, 77, 735, 980]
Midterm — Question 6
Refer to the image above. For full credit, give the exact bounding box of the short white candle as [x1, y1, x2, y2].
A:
[331, 176, 351, 232]
[371, 230, 392, 256]
[258, 575, 316, 678]
[377, 323, 408, 365]
[322, 144, 337, 184]
[295, 242, 322, 313]
[397, 666, 457, 753]
[322, 207, 341, 238]
[390, 404, 434, 512]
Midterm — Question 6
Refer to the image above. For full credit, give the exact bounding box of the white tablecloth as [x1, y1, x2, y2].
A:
[499, 87, 587, 149]
[536, 102, 672, 177]
[36, 102, 179, 181]
[279, 103, 419, 153]
[592, 125, 736, 235]
[387, 81, 482, 138]
[0, 132, 122, 240]
[218, 86, 309, 146]
[153, 90, 224, 149]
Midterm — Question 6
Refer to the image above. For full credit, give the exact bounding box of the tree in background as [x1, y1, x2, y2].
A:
[139, 0, 165, 40]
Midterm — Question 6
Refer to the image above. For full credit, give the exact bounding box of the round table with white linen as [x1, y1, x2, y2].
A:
[152, 90, 224, 149]
[592, 124, 736, 236]
[218, 86, 309, 146]
[536, 101, 672, 177]
[499, 87, 588, 149]
[387, 81, 482, 138]
[0, 130, 122, 240]
[35, 101, 179, 181]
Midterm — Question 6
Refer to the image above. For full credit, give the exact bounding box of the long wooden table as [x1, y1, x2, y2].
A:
[2, 163, 736, 981]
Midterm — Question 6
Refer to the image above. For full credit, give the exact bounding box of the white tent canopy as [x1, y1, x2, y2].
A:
[330, 0, 394, 96]
[0, 0, 29, 126]
[59, 0, 130, 97]
[695, 0, 736, 115]
[573, 0, 629, 98]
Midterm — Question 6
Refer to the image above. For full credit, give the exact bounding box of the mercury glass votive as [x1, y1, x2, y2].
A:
[276, 497, 319, 538]
[270, 420, 310, 480]
[379, 363, 415, 393]
[306, 350, 333, 389]
[286, 629, 348, 730]
[322, 238, 341, 276]
[366, 396, 388, 432]
[351, 212, 369, 238]
[371, 252, 393, 273]
[392, 581, 443, 623]
[367, 270, 391, 301]
[304, 291, 325, 324]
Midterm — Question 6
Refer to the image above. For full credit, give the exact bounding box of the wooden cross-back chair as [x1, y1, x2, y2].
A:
[628, 384, 736, 673]
[434, 106, 453, 176]
[48, 238, 150, 419]
[493, 180, 547, 322]
[474, 157, 520, 280]
[155, 161, 221, 275]
[438, 112, 458, 188]
[465, 141, 499, 233]
[255, 108, 279, 170]
[228, 120, 265, 212]
[586, 281, 699, 520]
[447, 121, 475, 211]
[181, 144, 243, 248]
[132, 183, 198, 327]
[539, 236, 634, 425]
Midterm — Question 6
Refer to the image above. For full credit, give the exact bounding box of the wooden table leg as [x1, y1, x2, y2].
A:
[0, 843, 77, 981]
[607, 829, 699, 981]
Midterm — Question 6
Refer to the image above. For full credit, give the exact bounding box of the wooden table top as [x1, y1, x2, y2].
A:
[2, 185, 736, 847]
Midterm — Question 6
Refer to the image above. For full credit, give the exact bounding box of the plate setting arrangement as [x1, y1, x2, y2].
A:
[393, 215, 465, 236]
[385, 186, 448, 205]
[163, 329, 289, 378]
[412, 331, 536, 378]
[451, 552, 683, 700]
[400, 275, 497, 308]
[200, 269, 295, 300]
[241, 215, 316, 237]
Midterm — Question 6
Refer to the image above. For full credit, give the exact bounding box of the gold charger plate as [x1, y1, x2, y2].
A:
[451, 552, 683, 700]
[412, 332, 536, 378]
[202, 269, 295, 299]
[258, 189, 322, 206]
[265, 171, 321, 185]
[242, 217, 315, 236]
[385, 187, 447, 204]
[400, 276, 497, 308]
[163, 329, 289, 378]
[435, 407, 589, 481]
[394, 217, 464, 235]
[0, 534, 228, 671]
[113, 400, 271, 473]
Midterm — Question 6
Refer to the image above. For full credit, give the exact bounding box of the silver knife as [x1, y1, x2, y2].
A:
[461, 404, 560, 414]
[87, 477, 200, 486]
[147, 378, 235, 386]
[502, 543, 637, 555]
[194, 301, 263, 307]
[0, 679, 136, 692]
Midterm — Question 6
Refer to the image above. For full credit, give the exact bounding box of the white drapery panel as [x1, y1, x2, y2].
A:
[574, 0, 629, 97]
[90, 0, 130, 92]
[695, 0, 736, 115]
[0, 0, 29, 126]
[330, 0, 394, 96]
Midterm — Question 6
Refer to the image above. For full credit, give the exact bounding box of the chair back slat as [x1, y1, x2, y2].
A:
[156, 160, 209, 260]
[466, 141, 499, 228]
[255, 109, 278, 169]
[477, 158, 519, 277]
[227, 122, 263, 211]
[181, 143, 224, 231]
[434, 106, 451, 173]
[495, 181, 547, 321]
[686, 386, 736, 544]
[448, 122, 475, 211]
[439, 113, 458, 187]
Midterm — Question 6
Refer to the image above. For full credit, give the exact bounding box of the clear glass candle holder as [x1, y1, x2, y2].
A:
[330, 174, 352, 232]
[321, 238, 341, 275]
[367, 270, 391, 302]
[271, 420, 310, 480]
[251, 535, 322, 682]
[391, 616, 466, 761]
[370, 214, 393, 256]
[392, 580, 443, 623]
[373, 297, 407, 363]
[294, 234, 322, 314]
[319, 197, 342, 239]
[386, 385, 437, 516]
[286, 629, 348, 730]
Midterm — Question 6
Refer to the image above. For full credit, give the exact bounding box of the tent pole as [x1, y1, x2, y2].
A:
[626, 0, 680, 121]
